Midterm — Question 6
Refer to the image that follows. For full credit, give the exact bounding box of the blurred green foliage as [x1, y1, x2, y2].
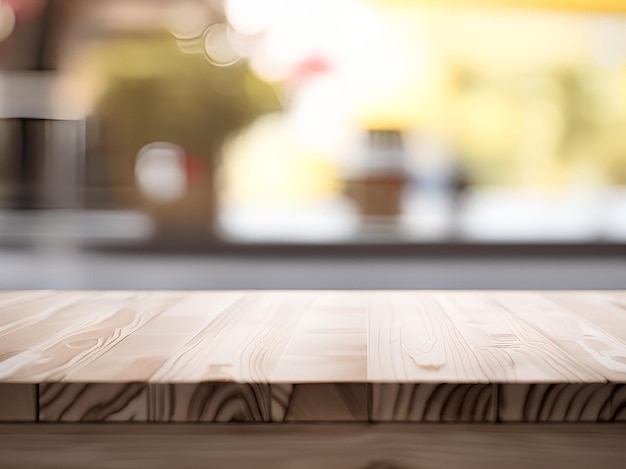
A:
[95, 32, 281, 181]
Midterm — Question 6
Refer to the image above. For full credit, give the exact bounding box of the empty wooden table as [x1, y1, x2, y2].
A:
[1, 290, 625, 468]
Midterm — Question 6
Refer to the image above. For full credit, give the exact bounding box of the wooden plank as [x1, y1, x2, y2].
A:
[270, 383, 367, 422]
[0, 384, 37, 422]
[490, 292, 626, 382]
[368, 292, 492, 382]
[0, 293, 183, 382]
[498, 383, 623, 422]
[0, 290, 624, 389]
[545, 292, 626, 342]
[1, 423, 626, 469]
[151, 292, 315, 382]
[1, 292, 137, 374]
[437, 293, 605, 382]
[0, 291, 87, 338]
[39, 381, 271, 423]
[371, 383, 495, 422]
[149, 383, 270, 422]
[39, 383, 148, 422]
[611, 385, 626, 421]
[67, 292, 244, 381]
[270, 292, 368, 382]
[368, 291, 604, 383]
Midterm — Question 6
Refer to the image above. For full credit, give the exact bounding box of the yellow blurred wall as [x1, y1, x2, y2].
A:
[379, 1, 626, 13]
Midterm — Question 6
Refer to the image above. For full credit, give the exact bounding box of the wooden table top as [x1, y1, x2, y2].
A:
[1, 290, 625, 423]
[1, 290, 625, 385]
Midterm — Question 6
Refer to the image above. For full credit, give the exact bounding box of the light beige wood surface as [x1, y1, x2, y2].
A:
[2, 290, 624, 385]
[1, 290, 625, 423]
[1, 423, 625, 469]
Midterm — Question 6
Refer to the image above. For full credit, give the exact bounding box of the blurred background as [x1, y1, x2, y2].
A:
[0, 0, 624, 289]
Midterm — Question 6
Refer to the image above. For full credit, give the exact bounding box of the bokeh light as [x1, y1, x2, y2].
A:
[203, 23, 241, 67]
[1, 0, 625, 247]
[135, 143, 188, 204]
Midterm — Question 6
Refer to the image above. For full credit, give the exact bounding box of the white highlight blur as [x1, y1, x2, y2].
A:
[166, 0, 211, 39]
[592, 16, 626, 69]
[135, 143, 188, 203]
[225, 0, 276, 36]
[226, 0, 430, 124]
[288, 74, 352, 158]
[204, 23, 241, 66]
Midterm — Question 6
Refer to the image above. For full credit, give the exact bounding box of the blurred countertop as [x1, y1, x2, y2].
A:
[0, 241, 623, 290]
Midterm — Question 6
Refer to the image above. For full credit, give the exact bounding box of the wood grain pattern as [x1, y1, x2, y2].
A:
[39, 383, 148, 422]
[270, 292, 368, 382]
[435, 293, 604, 382]
[2, 290, 624, 385]
[151, 292, 315, 382]
[490, 293, 626, 382]
[67, 292, 243, 381]
[1, 290, 625, 424]
[0, 292, 88, 364]
[371, 383, 495, 422]
[0, 291, 73, 328]
[0, 292, 182, 382]
[544, 292, 626, 343]
[368, 292, 491, 382]
[271, 383, 367, 421]
[498, 383, 624, 422]
[149, 383, 270, 422]
[1, 424, 626, 469]
[610, 384, 626, 421]
[0, 384, 37, 422]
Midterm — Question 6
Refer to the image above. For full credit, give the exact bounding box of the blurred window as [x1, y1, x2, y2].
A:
[0, 0, 625, 246]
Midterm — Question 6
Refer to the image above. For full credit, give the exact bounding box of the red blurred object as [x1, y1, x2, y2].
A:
[291, 55, 332, 85]
[4, 0, 45, 20]
[185, 154, 208, 187]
